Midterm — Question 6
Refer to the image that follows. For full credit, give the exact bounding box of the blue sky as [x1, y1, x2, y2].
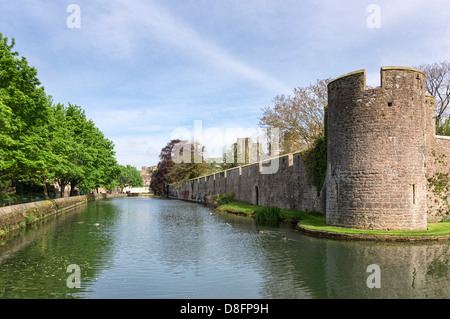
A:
[1, 0, 449, 169]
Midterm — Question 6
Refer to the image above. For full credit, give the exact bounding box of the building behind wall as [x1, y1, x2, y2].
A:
[140, 166, 157, 188]
[168, 66, 450, 232]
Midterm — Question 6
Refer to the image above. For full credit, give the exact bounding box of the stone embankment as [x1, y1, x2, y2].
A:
[0, 193, 127, 237]
[296, 224, 450, 243]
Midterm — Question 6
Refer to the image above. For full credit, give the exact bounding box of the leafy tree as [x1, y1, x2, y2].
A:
[150, 139, 210, 196]
[50, 103, 121, 196]
[0, 34, 133, 199]
[0, 33, 53, 191]
[438, 118, 450, 136]
[150, 139, 181, 196]
[168, 141, 210, 183]
[259, 78, 330, 154]
[116, 165, 143, 192]
[49, 103, 87, 196]
[0, 98, 15, 192]
[90, 135, 121, 192]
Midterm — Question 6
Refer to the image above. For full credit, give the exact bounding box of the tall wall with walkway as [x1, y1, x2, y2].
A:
[168, 66, 450, 231]
[168, 152, 323, 213]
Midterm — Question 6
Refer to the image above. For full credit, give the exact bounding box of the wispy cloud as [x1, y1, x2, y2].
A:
[83, 0, 291, 94]
[2, 0, 450, 167]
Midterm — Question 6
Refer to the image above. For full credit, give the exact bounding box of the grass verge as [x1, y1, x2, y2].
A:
[216, 201, 323, 223]
[217, 201, 450, 237]
[299, 216, 450, 237]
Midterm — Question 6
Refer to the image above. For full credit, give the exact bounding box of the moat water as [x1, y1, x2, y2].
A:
[0, 197, 449, 299]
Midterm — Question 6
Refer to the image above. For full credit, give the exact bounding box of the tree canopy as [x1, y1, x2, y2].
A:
[117, 165, 144, 191]
[259, 78, 330, 154]
[0, 33, 135, 197]
[150, 139, 211, 196]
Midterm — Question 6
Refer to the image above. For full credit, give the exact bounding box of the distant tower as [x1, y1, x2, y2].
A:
[325, 67, 429, 231]
[237, 137, 255, 163]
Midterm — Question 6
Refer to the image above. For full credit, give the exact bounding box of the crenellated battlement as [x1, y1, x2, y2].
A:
[168, 151, 321, 213]
[328, 66, 426, 91]
[325, 66, 450, 231]
[168, 66, 450, 232]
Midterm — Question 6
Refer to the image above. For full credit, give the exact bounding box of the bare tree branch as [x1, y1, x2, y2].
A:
[258, 78, 330, 154]
[416, 61, 450, 123]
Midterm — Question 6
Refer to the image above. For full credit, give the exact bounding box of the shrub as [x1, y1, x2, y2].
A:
[25, 214, 37, 225]
[301, 133, 327, 196]
[213, 191, 235, 205]
[254, 206, 281, 223]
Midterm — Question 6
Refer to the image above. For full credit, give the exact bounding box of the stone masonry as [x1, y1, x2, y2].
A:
[326, 67, 449, 230]
[168, 66, 450, 231]
[168, 153, 322, 214]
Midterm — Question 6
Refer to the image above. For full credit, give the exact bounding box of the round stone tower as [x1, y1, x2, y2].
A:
[325, 67, 428, 231]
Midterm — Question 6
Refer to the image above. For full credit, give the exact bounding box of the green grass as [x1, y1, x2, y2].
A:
[217, 201, 450, 237]
[254, 207, 281, 223]
[216, 201, 258, 215]
[298, 215, 450, 236]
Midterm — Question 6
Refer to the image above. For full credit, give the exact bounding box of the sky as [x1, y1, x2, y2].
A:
[1, 0, 449, 169]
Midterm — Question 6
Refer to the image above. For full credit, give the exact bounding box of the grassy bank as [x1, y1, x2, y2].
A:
[216, 201, 450, 237]
[216, 201, 323, 223]
[299, 214, 450, 237]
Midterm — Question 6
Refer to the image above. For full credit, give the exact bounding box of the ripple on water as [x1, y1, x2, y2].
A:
[1, 197, 450, 299]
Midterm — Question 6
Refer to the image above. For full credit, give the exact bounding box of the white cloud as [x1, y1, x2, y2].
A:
[82, 0, 291, 94]
[3, 0, 450, 169]
[112, 136, 166, 167]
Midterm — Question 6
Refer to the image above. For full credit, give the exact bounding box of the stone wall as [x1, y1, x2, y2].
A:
[168, 66, 450, 231]
[168, 152, 322, 213]
[426, 135, 450, 222]
[325, 66, 450, 230]
[326, 67, 429, 231]
[0, 193, 127, 237]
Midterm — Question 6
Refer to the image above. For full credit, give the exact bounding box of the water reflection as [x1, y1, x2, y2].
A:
[0, 197, 448, 299]
[0, 200, 119, 298]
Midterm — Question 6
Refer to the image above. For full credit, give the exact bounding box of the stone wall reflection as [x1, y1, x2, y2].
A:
[309, 240, 450, 298]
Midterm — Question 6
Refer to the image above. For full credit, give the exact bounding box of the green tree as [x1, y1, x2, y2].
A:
[50, 103, 88, 197]
[0, 98, 15, 192]
[51, 103, 121, 196]
[437, 118, 450, 136]
[0, 33, 139, 198]
[89, 134, 120, 192]
[259, 78, 330, 154]
[169, 141, 210, 182]
[0, 33, 53, 191]
[150, 140, 211, 196]
[117, 165, 143, 192]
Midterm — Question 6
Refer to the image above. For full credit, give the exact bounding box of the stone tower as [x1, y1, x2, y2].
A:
[325, 67, 432, 231]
